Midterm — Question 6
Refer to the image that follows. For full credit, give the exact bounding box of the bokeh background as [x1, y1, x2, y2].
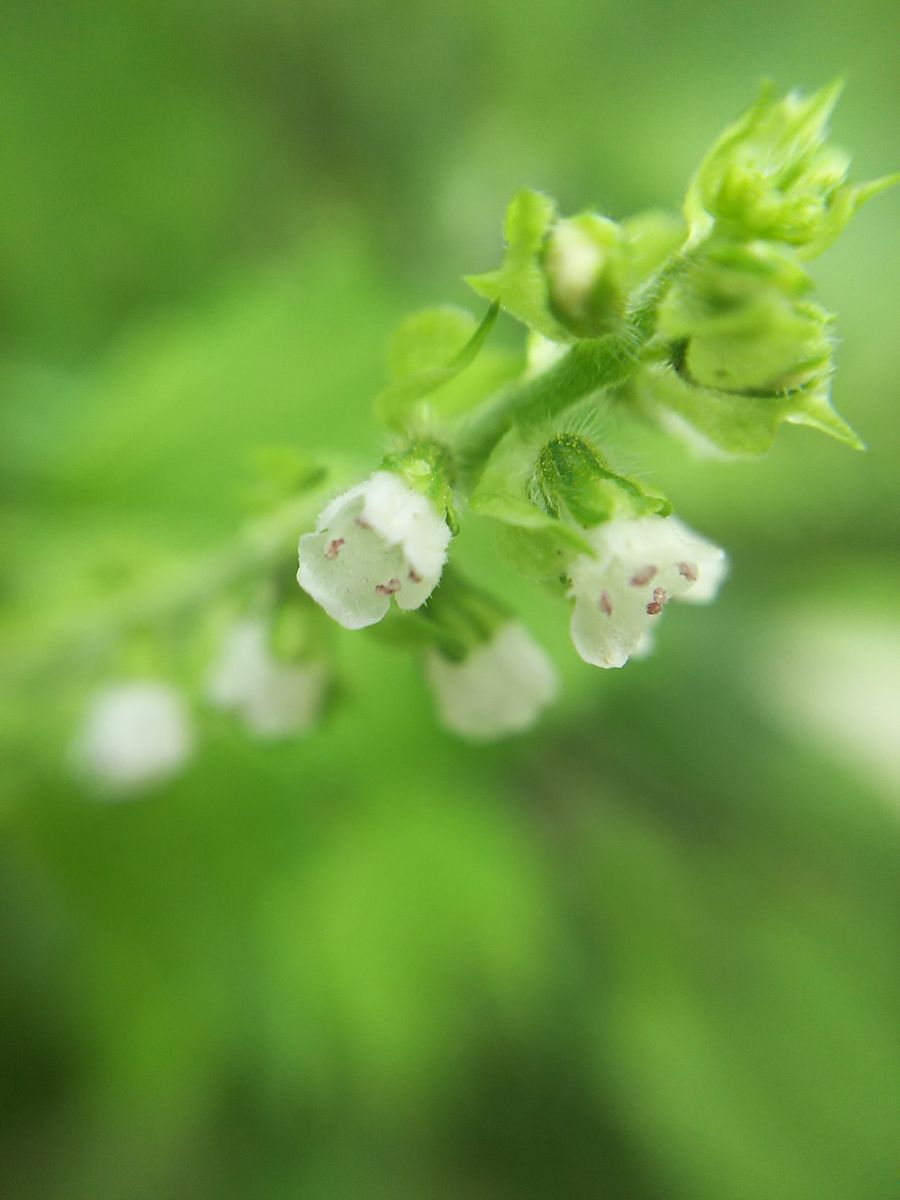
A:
[1, 1, 898, 1197]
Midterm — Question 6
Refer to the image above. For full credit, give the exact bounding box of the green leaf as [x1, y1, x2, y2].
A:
[387, 305, 479, 380]
[375, 302, 502, 429]
[637, 365, 863, 456]
[466, 189, 575, 342]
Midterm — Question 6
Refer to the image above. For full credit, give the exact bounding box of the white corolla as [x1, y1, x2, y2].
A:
[207, 618, 328, 738]
[568, 515, 727, 668]
[425, 622, 559, 741]
[72, 680, 194, 794]
[298, 471, 451, 630]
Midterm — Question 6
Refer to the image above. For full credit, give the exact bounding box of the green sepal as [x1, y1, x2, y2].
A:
[657, 242, 834, 394]
[533, 433, 671, 527]
[370, 569, 509, 662]
[636, 364, 863, 456]
[466, 189, 576, 342]
[380, 439, 460, 531]
[468, 189, 639, 342]
[374, 302, 502, 429]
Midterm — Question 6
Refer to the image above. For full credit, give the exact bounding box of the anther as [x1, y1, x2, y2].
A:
[375, 579, 402, 596]
[677, 561, 699, 581]
[630, 565, 657, 587]
[408, 568, 422, 583]
[599, 590, 614, 616]
[324, 538, 345, 560]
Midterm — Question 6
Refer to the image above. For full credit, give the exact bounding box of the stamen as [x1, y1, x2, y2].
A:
[375, 579, 402, 596]
[598, 590, 614, 616]
[677, 561, 699, 581]
[653, 586, 669, 605]
[646, 600, 663, 615]
[355, 516, 372, 530]
[408, 568, 423, 584]
[630, 564, 657, 587]
[324, 537, 345, 560]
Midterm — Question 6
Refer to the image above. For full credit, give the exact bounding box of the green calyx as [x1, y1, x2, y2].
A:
[532, 433, 670, 528]
[466, 189, 693, 347]
[381, 439, 460, 529]
[374, 568, 510, 662]
[469, 420, 669, 580]
[657, 242, 833, 395]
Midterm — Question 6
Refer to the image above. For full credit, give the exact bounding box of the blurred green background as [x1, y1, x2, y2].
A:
[1, 1, 898, 1197]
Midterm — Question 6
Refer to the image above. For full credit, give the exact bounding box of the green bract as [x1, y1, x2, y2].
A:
[470, 422, 670, 579]
[684, 80, 898, 257]
[657, 242, 833, 394]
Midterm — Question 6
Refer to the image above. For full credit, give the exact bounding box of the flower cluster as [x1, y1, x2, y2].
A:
[66, 82, 893, 784]
[292, 81, 890, 740]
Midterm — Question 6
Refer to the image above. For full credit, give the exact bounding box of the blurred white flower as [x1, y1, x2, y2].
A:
[298, 471, 450, 629]
[425, 622, 559, 740]
[207, 618, 327, 738]
[761, 613, 900, 803]
[72, 680, 193, 794]
[568, 515, 727, 668]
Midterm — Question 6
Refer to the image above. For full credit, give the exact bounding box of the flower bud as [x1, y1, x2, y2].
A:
[658, 243, 832, 394]
[543, 214, 627, 337]
[686, 81, 895, 257]
[532, 433, 669, 528]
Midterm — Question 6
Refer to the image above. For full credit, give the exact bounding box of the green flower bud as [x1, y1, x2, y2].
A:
[532, 433, 669, 528]
[685, 80, 897, 258]
[467, 190, 632, 342]
[658, 243, 832, 394]
[543, 213, 627, 337]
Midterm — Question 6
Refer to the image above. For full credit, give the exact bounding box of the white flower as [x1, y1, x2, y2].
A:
[425, 622, 559, 740]
[568, 515, 727, 668]
[72, 680, 193, 794]
[206, 618, 327, 738]
[298, 471, 451, 630]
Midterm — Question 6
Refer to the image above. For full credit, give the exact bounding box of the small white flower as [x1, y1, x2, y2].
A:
[298, 471, 451, 630]
[206, 618, 327, 738]
[425, 622, 559, 740]
[72, 680, 193, 794]
[568, 515, 727, 668]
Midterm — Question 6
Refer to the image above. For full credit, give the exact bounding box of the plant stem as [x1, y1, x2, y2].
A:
[455, 254, 689, 480]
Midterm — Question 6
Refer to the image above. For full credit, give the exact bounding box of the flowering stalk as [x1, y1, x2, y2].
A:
[36, 82, 896, 765]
